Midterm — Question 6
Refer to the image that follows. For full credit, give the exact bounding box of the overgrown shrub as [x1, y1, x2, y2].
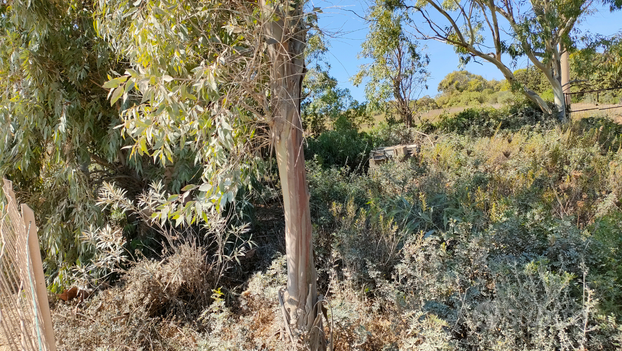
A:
[589, 212, 622, 318]
[51, 237, 213, 350]
[124, 240, 212, 318]
[51, 106, 622, 350]
[572, 116, 622, 152]
[414, 96, 439, 111]
[430, 101, 559, 137]
[578, 91, 621, 105]
[368, 122, 432, 147]
[495, 90, 516, 105]
[302, 115, 622, 348]
[305, 124, 374, 171]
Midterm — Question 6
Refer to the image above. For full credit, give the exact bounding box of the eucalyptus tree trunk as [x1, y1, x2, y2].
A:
[550, 75, 567, 120]
[262, 1, 326, 349]
[543, 45, 567, 121]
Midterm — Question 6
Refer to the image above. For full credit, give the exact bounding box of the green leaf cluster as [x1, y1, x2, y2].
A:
[0, 0, 151, 282]
[95, 0, 269, 225]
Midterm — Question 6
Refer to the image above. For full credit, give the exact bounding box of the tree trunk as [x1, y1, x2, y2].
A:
[395, 97, 412, 128]
[522, 85, 553, 115]
[483, 55, 556, 116]
[551, 76, 567, 120]
[541, 56, 567, 121]
[262, 1, 326, 349]
[561, 48, 571, 114]
[507, 72, 552, 115]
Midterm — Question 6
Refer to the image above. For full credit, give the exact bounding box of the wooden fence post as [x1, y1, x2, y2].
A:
[22, 204, 56, 351]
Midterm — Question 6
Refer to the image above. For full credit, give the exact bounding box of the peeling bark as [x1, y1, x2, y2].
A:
[262, 1, 326, 349]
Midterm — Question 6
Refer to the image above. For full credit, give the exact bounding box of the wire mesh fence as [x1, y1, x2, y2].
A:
[0, 179, 56, 351]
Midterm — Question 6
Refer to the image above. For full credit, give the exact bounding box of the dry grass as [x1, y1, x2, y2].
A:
[51, 240, 213, 350]
[124, 241, 212, 319]
[570, 102, 622, 121]
[51, 284, 202, 351]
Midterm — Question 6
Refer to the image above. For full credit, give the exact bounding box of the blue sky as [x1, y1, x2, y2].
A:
[311, 0, 621, 102]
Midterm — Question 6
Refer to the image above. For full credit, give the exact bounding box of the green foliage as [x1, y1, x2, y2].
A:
[0, 0, 316, 292]
[301, 32, 370, 136]
[369, 121, 429, 147]
[302, 70, 356, 135]
[436, 71, 508, 107]
[437, 71, 491, 95]
[306, 161, 369, 228]
[305, 123, 374, 171]
[96, 0, 262, 222]
[571, 34, 622, 103]
[431, 102, 558, 137]
[413, 96, 439, 111]
[495, 90, 517, 105]
[590, 213, 622, 316]
[0, 0, 159, 283]
[512, 66, 549, 94]
[571, 116, 622, 153]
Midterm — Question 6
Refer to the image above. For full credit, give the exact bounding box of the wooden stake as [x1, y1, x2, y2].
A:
[21, 204, 56, 351]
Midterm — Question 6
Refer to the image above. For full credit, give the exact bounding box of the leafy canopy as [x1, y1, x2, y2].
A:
[353, 0, 429, 126]
[0, 0, 147, 282]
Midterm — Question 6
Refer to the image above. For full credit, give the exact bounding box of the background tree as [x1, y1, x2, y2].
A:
[96, 0, 326, 348]
[605, 0, 622, 9]
[302, 33, 370, 135]
[353, 0, 429, 128]
[436, 70, 506, 107]
[438, 71, 490, 95]
[571, 34, 622, 99]
[387, 0, 619, 120]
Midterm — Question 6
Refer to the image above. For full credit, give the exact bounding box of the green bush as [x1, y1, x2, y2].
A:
[572, 116, 622, 153]
[541, 89, 555, 102]
[414, 96, 439, 111]
[493, 90, 516, 105]
[578, 91, 621, 105]
[590, 212, 622, 317]
[305, 126, 374, 171]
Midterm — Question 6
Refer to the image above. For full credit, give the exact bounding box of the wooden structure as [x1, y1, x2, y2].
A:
[369, 144, 420, 167]
[0, 179, 56, 351]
